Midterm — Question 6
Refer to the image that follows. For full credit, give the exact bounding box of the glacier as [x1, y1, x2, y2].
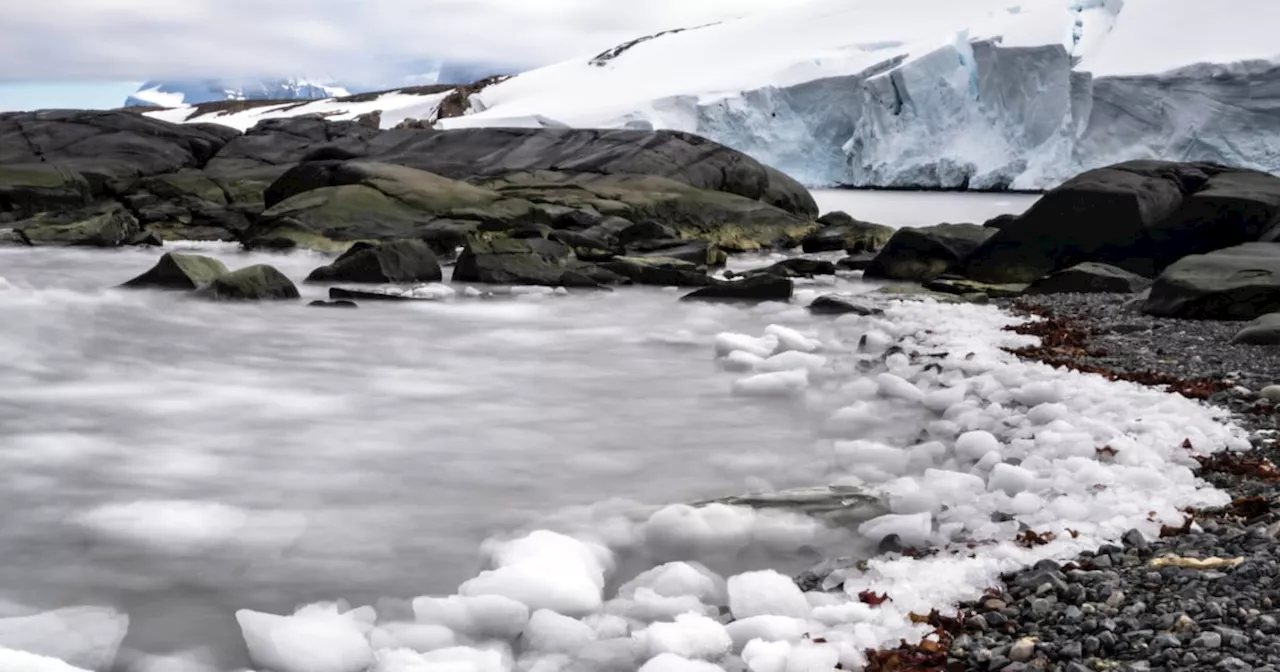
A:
[141, 0, 1280, 189]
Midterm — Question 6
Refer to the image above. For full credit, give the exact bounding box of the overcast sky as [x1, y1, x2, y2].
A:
[2, 0, 810, 83]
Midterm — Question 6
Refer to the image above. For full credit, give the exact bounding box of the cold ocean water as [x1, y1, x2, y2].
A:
[0, 191, 1249, 671]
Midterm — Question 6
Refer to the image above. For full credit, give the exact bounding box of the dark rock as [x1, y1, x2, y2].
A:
[1025, 262, 1154, 295]
[680, 275, 793, 303]
[0, 163, 93, 218]
[205, 265, 301, 301]
[808, 294, 884, 316]
[305, 239, 442, 284]
[801, 214, 895, 253]
[328, 287, 417, 301]
[836, 253, 876, 271]
[550, 210, 602, 231]
[864, 223, 996, 282]
[983, 213, 1019, 230]
[626, 239, 726, 266]
[924, 277, 1027, 298]
[582, 216, 674, 248]
[1230, 313, 1280, 345]
[452, 237, 574, 286]
[18, 202, 140, 247]
[120, 252, 230, 290]
[600, 256, 709, 287]
[1144, 243, 1280, 320]
[746, 257, 838, 279]
[962, 161, 1280, 283]
[308, 299, 358, 308]
[126, 231, 164, 247]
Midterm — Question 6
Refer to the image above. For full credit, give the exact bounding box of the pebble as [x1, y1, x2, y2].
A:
[1009, 637, 1036, 662]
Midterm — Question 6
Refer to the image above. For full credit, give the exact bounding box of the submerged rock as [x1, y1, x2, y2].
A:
[121, 252, 230, 290]
[680, 274, 793, 303]
[205, 265, 300, 301]
[808, 294, 884, 316]
[305, 239, 442, 284]
[308, 299, 358, 308]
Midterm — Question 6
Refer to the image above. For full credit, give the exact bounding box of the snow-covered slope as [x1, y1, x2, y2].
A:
[125, 78, 350, 108]
[141, 0, 1280, 189]
[145, 87, 455, 132]
[437, 0, 1280, 189]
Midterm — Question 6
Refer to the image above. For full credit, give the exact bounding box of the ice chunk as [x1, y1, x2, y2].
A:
[724, 616, 810, 652]
[857, 512, 933, 546]
[0, 648, 89, 672]
[638, 653, 727, 672]
[617, 562, 725, 604]
[875, 373, 924, 402]
[731, 369, 809, 398]
[720, 350, 765, 372]
[0, 606, 129, 672]
[604, 588, 717, 623]
[764, 325, 821, 353]
[459, 531, 611, 616]
[922, 384, 967, 413]
[714, 333, 779, 359]
[374, 645, 510, 672]
[368, 623, 457, 653]
[987, 463, 1036, 496]
[954, 431, 1000, 462]
[755, 351, 827, 373]
[236, 608, 372, 672]
[726, 571, 810, 619]
[520, 610, 596, 654]
[637, 613, 732, 660]
[412, 594, 530, 641]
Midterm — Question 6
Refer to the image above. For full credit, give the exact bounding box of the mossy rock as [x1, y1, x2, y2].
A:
[205, 265, 300, 301]
[121, 252, 229, 290]
[141, 171, 228, 205]
[452, 236, 575, 286]
[801, 215, 896, 253]
[306, 239, 443, 284]
[601, 256, 711, 287]
[19, 202, 140, 247]
[0, 163, 93, 217]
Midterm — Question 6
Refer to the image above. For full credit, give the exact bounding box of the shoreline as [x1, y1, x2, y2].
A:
[860, 292, 1280, 671]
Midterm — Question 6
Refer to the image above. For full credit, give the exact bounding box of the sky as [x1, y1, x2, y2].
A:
[0, 0, 811, 111]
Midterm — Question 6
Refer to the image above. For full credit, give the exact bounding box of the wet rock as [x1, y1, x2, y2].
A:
[452, 237, 574, 286]
[305, 239, 443, 284]
[204, 265, 300, 301]
[680, 274, 792, 303]
[808, 294, 884, 316]
[864, 223, 996, 282]
[120, 252, 229, 290]
[836, 253, 876, 271]
[800, 213, 895, 253]
[308, 299, 358, 308]
[744, 257, 838, 279]
[600, 256, 709, 286]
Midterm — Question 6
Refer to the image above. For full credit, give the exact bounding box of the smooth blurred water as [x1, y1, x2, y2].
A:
[0, 192, 1031, 667]
[810, 189, 1040, 228]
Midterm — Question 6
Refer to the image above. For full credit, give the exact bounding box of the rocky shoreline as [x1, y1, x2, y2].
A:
[850, 293, 1280, 672]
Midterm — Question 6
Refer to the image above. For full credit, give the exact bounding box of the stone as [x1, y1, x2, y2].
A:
[808, 295, 884, 316]
[308, 299, 358, 308]
[836, 253, 876, 271]
[581, 216, 674, 248]
[1121, 528, 1149, 551]
[800, 213, 895, 253]
[1145, 243, 1280, 320]
[121, 252, 230, 290]
[204, 265, 301, 301]
[962, 161, 1280, 282]
[1009, 638, 1036, 662]
[1025, 262, 1154, 295]
[680, 275, 793, 303]
[1230, 313, 1280, 345]
[745, 257, 838, 279]
[924, 277, 1027, 298]
[863, 223, 996, 282]
[626, 239, 726, 266]
[1261, 385, 1280, 402]
[600, 256, 709, 287]
[305, 239, 443, 284]
[1194, 632, 1224, 649]
[452, 237, 575, 286]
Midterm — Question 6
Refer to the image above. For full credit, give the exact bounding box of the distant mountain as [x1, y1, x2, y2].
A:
[123, 78, 350, 108]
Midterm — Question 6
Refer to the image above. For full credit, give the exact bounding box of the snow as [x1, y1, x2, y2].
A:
[145, 89, 451, 132]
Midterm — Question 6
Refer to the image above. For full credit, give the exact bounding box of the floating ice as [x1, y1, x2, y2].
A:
[0, 606, 129, 672]
[411, 594, 530, 642]
[236, 605, 374, 672]
[638, 653, 728, 672]
[731, 370, 809, 398]
[637, 612, 732, 661]
[458, 530, 612, 616]
[726, 571, 810, 620]
[0, 648, 90, 672]
[520, 609, 597, 654]
[714, 333, 779, 359]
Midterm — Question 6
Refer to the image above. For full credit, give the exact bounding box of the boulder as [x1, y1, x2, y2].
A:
[808, 295, 884, 316]
[962, 161, 1280, 283]
[863, 223, 995, 282]
[1230, 313, 1280, 345]
[600, 256, 710, 287]
[18, 202, 140, 247]
[680, 275, 793, 303]
[800, 214, 895, 253]
[836, 253, 876, 271]
[626, 239, 726, 266]
[452, 237, 578, 286]
[1025, 262, 1153, 295]
[205, 265, 301, 301]
[121, 252, 229, 290]
[1144, 243, 1280, 320]
[743, 258, 837, 279]
[305, 240, 442, 284]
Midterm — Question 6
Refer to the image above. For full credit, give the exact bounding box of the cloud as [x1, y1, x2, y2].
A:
[0, 0, 813, 83]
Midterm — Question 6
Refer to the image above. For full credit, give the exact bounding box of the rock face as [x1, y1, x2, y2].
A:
[122, 252, 230, 290]
[1025, 262, 1153, 295]
[0, 111, 818, 276]
[1144, 243, 1280, 320]
[305, 240, 442, 284]
[961, 161, 1280, 283]
[206, 265, 301, 301]
[864, 223, 995, 282]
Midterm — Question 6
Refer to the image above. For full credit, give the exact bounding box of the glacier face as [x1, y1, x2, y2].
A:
[439, 0, 1280, 189]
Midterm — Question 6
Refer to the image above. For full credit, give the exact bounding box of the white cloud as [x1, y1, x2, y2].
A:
[0, 0, 814, 83]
